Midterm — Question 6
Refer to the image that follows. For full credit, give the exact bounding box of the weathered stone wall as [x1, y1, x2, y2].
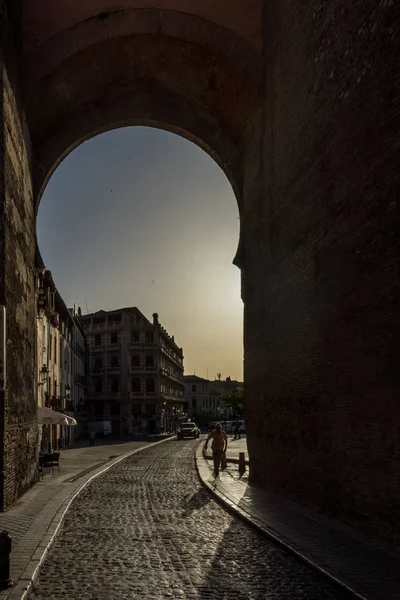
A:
[0, 0, 38, 510]
[245, 0, 400, 542]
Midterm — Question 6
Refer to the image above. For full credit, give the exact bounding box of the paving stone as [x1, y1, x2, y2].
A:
[30, 440, 344, 600]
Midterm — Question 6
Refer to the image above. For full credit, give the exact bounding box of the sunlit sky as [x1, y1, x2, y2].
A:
[37, 127, 243, 380]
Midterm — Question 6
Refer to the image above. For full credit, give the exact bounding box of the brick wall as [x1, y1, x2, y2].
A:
[245, 0, 400, 543]
[0, 0, 38, 510]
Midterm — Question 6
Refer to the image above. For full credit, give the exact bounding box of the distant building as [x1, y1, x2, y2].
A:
[184, 375, 244, 422]
[36, 269, 87, 451]
[81, 308, 185, 435]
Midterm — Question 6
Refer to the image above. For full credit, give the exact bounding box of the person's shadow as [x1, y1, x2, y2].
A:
[181, 489, 212, 517]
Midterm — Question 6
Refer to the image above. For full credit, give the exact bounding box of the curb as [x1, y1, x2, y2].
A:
[11, 435, 174, 600]
[203, 453, 249, 466]
[194, 442, 366, 600]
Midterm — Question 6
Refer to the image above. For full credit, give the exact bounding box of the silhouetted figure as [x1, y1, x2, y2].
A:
[205, 423, 227, 476]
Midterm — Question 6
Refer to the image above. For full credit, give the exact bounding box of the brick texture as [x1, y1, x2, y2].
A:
[0, 0, 38, 510]
[245, 0, 400, 543]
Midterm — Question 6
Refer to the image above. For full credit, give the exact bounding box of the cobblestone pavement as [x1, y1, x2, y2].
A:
[30, 440, 347, 600]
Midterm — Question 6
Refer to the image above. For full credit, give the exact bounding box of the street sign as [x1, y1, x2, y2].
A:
[0, 306, 5, 391]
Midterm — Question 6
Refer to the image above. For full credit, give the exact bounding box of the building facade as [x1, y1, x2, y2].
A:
[184, 375, 243, 423]
[37, 270, 87, 451]
[81, 308, 185, 435]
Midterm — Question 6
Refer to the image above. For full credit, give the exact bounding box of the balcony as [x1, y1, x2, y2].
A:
[130, 365, 157, 374]
[130, 391, 145, 399]
[91, 345, 105, 352]
[129, 391, 158, 399]
[107, 343, 121, 351]
[107, 366, 121, 374]
[161, 393, 185, 403]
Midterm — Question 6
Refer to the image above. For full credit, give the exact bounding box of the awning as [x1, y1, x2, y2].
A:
[37, 406, 77, 426]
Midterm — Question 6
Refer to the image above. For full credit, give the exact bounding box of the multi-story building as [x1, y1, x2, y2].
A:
[36, 270, 87, 451]
[184, 375, 243, 422]
[68, 305, 88, 440]
[81, 308, 185, 435]
[184, 375, 212, 421]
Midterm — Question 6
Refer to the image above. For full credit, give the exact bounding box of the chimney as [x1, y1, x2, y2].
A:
[153, 313, 159, 325]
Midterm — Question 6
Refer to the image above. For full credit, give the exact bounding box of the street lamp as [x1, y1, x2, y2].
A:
[38, 365, 48, 386]
[163, 401, 166, 434]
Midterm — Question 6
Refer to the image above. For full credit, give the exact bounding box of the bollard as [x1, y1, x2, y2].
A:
[0, 530, 12, 588]
[238, 451, 246, 474]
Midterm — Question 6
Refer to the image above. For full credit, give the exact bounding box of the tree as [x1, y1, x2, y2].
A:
[222, 388, 244, 418]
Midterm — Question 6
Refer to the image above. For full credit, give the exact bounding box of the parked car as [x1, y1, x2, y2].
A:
[177, 422, 200, 439]
[221, 421, 233, 433]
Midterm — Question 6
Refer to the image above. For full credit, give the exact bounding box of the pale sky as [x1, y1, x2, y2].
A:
[37, 127, 243, 380]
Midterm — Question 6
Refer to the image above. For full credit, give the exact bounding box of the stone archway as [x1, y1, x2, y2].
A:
[1, 3, 262, 509]
[1, 0, 399, 544]
[23, 9, 262, 205]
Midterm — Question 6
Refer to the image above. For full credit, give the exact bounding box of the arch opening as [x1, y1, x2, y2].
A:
[37, 126, 244, 379]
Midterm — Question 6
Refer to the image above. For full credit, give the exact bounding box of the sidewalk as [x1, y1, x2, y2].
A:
[196, 440, 400, 600]
[203, 436, 249, 463]
[0, 435, 173, 600]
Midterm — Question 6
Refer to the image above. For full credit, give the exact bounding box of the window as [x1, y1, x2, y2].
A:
[131, 355, 140, 367]
[145, 332, 154, 343]
[54, 336, 57, 364]
[111, 379, 119, 392]
[132, 331, 140, 343]
[192, 385, 196, 392]
[95, 380, 103, 393]
[110, 355, 119, 368]
[110, 332, 118, 344]
[95, 334, 102, 346]
[145, 404, 155, 416]
[93, 317, 106, 327]
[94, 402, 103, 416]
[192, 398, 197, 408]
[111, 403, 120, 416]
[131, 378, 141, 392]
[146, 378, 155, 393]
[108, 314, 121, 325]
[94, 357, 102, 370]
[132, 403, 141, 416]
[146, 355, 154, 367]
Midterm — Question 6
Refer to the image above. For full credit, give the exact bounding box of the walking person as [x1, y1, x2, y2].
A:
[234, 421, 241, 440]
[89, 429, 96, 447]
[205, 423, 227, 476]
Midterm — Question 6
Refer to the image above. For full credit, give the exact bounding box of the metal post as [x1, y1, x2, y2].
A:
[238, 452, 246, 474]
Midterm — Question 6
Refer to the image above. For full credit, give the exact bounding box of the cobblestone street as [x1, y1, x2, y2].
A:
[30, 441, 346, 600]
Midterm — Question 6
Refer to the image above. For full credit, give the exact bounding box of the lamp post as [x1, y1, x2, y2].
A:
[163, 401, 166, 434]
[63, 384, 71, 448]
[65, 384, 71, 406]
[39, 365, 48, 385]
